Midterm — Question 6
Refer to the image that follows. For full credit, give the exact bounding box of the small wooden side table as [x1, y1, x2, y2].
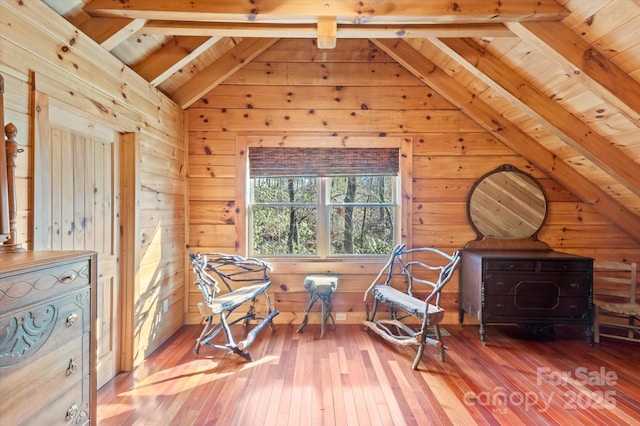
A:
[297, 275, 338, 338]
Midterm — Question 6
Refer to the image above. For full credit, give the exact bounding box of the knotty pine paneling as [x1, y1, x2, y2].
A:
[189, 177, 237, 200]
[192, 85, 454, 110]
[1, 3, 186, 370]
[186, 38, 639, 326]
[188, 109, 483, 133]
[223, 62, 426, 86]
[189, 200, 236, 225]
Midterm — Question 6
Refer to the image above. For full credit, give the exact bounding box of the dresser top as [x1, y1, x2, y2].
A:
[0, 250, 95, 275]
[461, 249, 592, 261]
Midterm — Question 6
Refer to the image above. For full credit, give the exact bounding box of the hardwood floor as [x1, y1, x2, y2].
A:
[97, 323, 640, 425]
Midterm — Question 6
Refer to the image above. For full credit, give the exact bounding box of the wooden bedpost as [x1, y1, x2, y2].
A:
[2, 122, 24, 252]
[0, 74, 10, 246]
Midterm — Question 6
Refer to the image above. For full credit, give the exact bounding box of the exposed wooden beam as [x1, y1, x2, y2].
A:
[80, 17, 146, 51]
[84, 0, 569, 24]
[429, 37, 640, 197]
[506, 21, 640, 124]
[142, 21, 514, 38]
[172, 38, 278, 109]
[371, 38, 640, 243]
[133, 36, 222, 86]
[317, 16, 337, 49]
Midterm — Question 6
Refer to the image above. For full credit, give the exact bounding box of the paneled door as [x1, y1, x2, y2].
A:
[46, 101, 120, 389]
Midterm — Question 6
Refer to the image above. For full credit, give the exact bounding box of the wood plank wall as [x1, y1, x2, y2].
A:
[0, 0, 185, 368]
[186, 38, 640, 326]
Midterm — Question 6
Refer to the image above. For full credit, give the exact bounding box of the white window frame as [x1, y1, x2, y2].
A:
[236, 136, 413, 259]
[248, 175, 400, 259]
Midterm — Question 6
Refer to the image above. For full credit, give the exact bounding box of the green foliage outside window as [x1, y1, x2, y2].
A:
[251, 176, 396, 257]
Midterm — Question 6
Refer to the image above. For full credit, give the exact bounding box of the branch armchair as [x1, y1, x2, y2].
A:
[189, 252, 279, 361]
[363, 244, 460, 370]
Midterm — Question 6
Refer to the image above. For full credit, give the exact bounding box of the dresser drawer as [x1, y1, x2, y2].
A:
[538, 260, 591, 272]
[485, 295, 590, 320]
[0, 259, 91, 312]
[484, 259, 537, 271]
[485, 272, 591, 297]
[0, 331, 88, 425]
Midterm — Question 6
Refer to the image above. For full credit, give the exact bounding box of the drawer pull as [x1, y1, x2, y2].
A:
[66, 403, 79, 421]
[496, 303, 503, 310]
[67, 358, 78, 375]
[60, 272, 78, 283]
[66, 312, 79, 327]
[570, 282, 579, 289]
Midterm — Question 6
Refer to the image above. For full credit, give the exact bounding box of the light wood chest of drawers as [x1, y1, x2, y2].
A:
[0, 251, 97, 425]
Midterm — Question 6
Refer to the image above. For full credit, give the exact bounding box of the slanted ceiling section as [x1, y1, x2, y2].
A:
[40, 0, 640, 243]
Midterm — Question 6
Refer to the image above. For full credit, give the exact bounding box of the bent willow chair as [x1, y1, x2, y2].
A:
[363, 244, 461, 370]
[189, 252, 279, 361]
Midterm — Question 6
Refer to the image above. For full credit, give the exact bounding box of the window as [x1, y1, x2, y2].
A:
[248, 148, 400, 258]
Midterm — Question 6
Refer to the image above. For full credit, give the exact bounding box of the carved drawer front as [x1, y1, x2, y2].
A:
[0, 289, 89, 367]
[0, 259, 91, 311]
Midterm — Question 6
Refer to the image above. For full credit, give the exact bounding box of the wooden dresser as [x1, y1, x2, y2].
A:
[0, 251, 97, 425]
[459, 249, 593, 344]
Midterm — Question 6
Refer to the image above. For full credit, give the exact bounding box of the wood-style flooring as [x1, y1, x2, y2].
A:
[97, 323, 640, 425]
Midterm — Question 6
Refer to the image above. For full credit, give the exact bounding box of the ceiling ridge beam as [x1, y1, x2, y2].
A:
[370, 38, 640, 243]
[142, 21, 514, 38]
[84, 0, 569, 23]
[428, 37, 640, 198]
[172, 38, 278, 109]
[506, 21, 640, 125]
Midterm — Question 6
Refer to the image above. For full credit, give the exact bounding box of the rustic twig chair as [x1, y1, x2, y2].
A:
[363, 244, 460, 370]
[189, 252, 279, 361]
[593, 261, 639, 344]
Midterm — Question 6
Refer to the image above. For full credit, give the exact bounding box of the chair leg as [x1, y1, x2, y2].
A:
[434, 324, 445, 362]
[297, 292, 318, 333]
[412, 340, 426, 370]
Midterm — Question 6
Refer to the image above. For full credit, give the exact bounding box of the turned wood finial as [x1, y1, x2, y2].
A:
[5, 122, 16, 139]
[1, 121, 24, 252]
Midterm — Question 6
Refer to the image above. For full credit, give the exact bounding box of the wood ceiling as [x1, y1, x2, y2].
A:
[41, 0, 640, 242]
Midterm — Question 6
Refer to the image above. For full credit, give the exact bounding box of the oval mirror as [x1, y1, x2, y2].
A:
[467, 164, 547, 240]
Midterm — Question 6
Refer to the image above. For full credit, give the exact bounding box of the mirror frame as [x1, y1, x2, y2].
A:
[465, 164, 550, 249]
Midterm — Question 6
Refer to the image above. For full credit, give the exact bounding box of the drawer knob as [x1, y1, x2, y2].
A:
[66, 312, 79, 327]
[496, 303, 503, 310]
[66, 404, 79, 421]
[67, 358, 78, 375]
[60, 272, 78, 283]
[570, 282, 579, 289]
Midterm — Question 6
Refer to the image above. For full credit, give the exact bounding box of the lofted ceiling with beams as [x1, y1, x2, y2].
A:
[40, 0, 640, 242]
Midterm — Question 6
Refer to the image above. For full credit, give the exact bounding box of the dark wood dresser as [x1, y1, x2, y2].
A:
[459, 249, 593, 344]
[0, 251, 97, 425]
